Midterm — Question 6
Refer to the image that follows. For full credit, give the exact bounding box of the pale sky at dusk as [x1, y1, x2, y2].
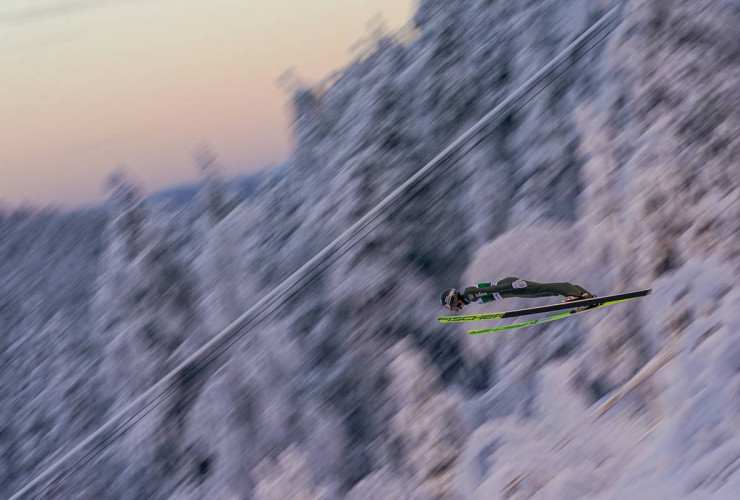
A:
[0, 0, 415, 206]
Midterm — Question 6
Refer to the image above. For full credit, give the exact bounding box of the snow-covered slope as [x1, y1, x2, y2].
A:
[2, 0, 739, 498]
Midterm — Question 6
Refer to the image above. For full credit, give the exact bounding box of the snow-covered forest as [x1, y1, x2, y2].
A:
[2, 0, 739, 498]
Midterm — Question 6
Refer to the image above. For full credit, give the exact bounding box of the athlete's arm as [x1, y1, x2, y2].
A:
[462, 284, 509, 302]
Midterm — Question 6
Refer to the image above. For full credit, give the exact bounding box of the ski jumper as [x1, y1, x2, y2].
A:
[467, 277, 591, 303]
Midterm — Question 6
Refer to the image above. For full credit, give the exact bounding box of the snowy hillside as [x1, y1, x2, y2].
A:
[2, 0, 739, 498]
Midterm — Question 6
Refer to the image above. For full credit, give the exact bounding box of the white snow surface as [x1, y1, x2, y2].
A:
[1, 0, 739, 498]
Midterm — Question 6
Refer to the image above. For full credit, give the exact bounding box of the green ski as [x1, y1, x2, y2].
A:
[467, 297, 636, 335]
[438, 289, 651, 323]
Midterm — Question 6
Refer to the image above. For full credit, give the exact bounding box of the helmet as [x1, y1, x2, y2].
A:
[440, 288, 459, 310]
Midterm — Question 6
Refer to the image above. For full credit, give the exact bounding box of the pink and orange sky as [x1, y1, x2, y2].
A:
[0, 0, 415, 206]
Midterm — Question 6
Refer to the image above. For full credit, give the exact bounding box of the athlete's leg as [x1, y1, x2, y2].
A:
[539, 282, 592, 298]
[497, 279, 591, 299]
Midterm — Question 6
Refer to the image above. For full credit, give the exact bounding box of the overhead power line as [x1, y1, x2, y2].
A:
[12, 6, 620, 498]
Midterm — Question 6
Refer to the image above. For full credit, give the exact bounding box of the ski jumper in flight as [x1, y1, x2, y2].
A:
[440, 277, 595, 312]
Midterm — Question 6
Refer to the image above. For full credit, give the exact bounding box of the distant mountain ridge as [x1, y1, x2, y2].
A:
[145, 163, 290, 207]
[146, 172, 264, 207]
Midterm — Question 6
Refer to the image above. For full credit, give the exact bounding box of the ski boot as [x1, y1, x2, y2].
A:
[562, 291, 598, 312]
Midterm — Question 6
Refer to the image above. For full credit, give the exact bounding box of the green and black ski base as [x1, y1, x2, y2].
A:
[466, 296, 638, 334]
[438, 289, 651, 324]
[437, 289, 652, 323]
